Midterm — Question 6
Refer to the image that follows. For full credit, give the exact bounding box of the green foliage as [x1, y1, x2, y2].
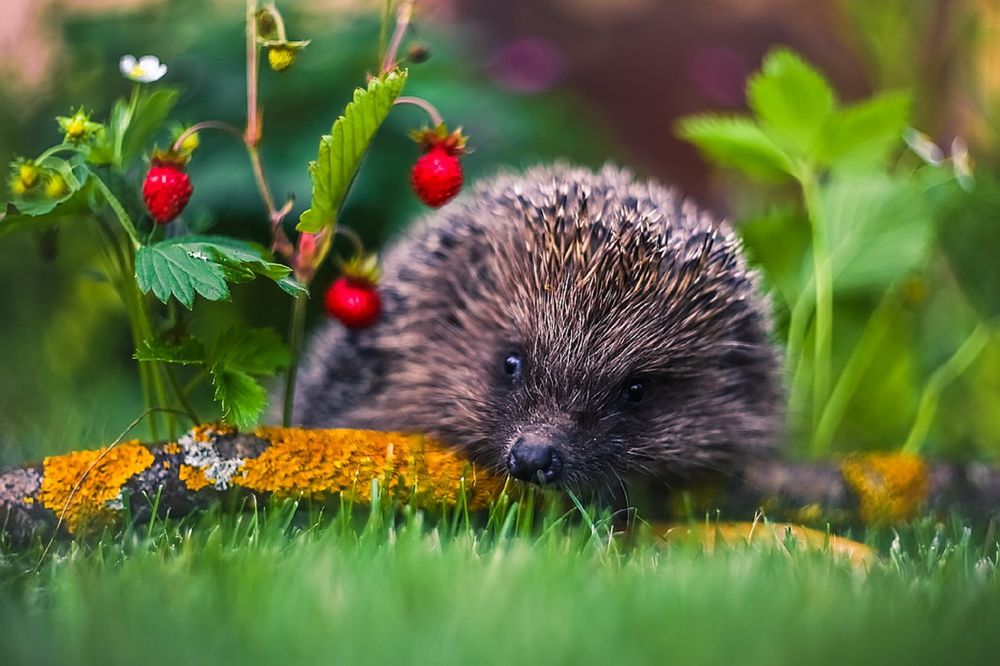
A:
[677, 46, 988, 457]
[680, 48, 910, 178]
[135, 236, 304, 309]
[745, 49, 836, 156]
[298, 69, 408, 233]
[676, 117, 793, 181]
[823, 173, 933, 293]
[137, 327, 290, 428]
[938, 174, 1000, 320]
[89, 88, 180, 167]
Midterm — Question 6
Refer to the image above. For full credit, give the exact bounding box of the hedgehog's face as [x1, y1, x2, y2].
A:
[428, 256, 781, 491]
[357, 169, 781, 491]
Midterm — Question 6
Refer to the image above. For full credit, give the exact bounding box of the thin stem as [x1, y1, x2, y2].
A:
[381, 0, 416, 73]
[902, 322, 993, 455]
[183, 369, 209, 396]
[335, 226, 365, 257]
[245, 0, 261, 147]
[395, 96, 444, 126]
[91, 170, 142, 248]
[171, 121, 243, 153]
[261, 3, 288, 41]
[812, 289, 903, 455]
[35, 143, 80, 164]
[800, 169, 833, 433]
[164, 363, 200, 423]
[282, 295, 309, 427]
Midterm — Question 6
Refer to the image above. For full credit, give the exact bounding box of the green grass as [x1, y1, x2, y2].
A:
[1, 496, 998, 666]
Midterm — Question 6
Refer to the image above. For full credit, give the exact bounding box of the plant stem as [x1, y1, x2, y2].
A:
[902, 322, 993, 455]
[282, 294, 309, 426]
[812, 289, 903, 455]
[381, 0, 416, 73]
[35, 144, 80, 164]
[799, 168, 833, 433]
[395, 96, 444, 126]
[245, 0, 261, 148]
[171, 121, 244, 153]
[164, 363, 200, 424]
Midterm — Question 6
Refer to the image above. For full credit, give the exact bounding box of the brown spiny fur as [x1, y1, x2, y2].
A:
[294, 164, 782, 490]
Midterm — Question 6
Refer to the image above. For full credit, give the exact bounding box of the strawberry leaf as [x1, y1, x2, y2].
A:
[676, 116, 795, 181]
[135, 236, 305, 308]
[817, 90, 911, 170]
[747, 48, 836, 156]
[297, 69, 408, 233]
[206, 327, 290, 429]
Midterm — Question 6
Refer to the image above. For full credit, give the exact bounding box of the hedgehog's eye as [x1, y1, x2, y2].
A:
[621, 380, 645, 404]
[503, 353, 523, 379]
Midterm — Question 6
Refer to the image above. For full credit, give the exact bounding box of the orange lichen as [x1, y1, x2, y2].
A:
[239, 427, 504, 509]
[179, 464, 213, 491]
[190, 423, 233, 442]
[840, 452, 930, 526]
[163, 442, 181, 455]
[39, 442, 155, 533]
[659, 521, 876, 568]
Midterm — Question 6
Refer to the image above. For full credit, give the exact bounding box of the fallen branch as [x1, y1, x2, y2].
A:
[1, 425, 998, 545]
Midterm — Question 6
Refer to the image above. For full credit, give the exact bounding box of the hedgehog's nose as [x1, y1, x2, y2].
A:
[507, 436, 563, 484]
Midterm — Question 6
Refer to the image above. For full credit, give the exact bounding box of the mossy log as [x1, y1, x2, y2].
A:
[1, 424, 999, 545]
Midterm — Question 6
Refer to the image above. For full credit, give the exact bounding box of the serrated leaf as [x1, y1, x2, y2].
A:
[205, 326, 290, 429]
[298, 69, 408, 232]
[134, 337, 206, 365]
[210, 368, 267, 430]
[676, 116, 794, 181]
[747, 48, 836, 156]
[135, 243, 231, 308]
[818, 90, 911, 169]
[207, 327, 290, 376]
[135, 235, 297, 308]
[822, 174, 933, 293]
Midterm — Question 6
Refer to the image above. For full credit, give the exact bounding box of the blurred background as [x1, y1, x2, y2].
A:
[1, 0, 998, 463]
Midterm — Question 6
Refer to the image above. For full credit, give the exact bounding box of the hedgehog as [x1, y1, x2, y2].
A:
[294, 164, 783, 490]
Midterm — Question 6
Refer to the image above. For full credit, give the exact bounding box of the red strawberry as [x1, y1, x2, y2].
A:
[409, 124, 468, 208]
[325, 277, 381, 329]
[411, 146, 463, 208]
[143, 161, 193, 224]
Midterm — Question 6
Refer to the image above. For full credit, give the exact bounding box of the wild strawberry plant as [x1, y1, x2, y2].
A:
[0, 0, 465, 436]
[678, 48, 989, 456]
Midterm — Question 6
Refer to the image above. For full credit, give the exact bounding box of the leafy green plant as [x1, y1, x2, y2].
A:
[678, 48, 992, 455]
[0, 0, 460, 433]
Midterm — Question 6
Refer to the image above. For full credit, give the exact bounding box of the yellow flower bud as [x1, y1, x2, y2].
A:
[67, 117, 87, 139]
[18, 164, 39, 188]
[180, 131, 200, 153]
[11, 179, 27, 196]
[268, 45, 297, 72]
[44, 174, 68, 199]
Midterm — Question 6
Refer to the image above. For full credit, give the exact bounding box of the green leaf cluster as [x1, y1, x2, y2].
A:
[677, 48, 911, 180]
[137, 327, 291, 429]
[135, 236, 307, 309]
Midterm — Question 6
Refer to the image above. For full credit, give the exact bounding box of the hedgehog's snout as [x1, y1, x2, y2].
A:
[506, 433, 564, 485]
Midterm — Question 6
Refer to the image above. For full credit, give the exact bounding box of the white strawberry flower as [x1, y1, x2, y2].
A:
[119, 54, 168, 83]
